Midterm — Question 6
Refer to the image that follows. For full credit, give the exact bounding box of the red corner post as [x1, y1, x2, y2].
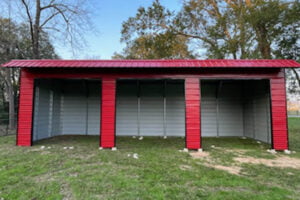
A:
[100, 78, 116, 148]
[17, 69, 35, 146]
[270, 75, 288, 150]
[185, 78, 201, 150]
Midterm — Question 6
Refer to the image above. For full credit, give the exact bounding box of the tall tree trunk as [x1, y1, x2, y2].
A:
[6, 68, 15, 130]
[33, 0, 41, 59]
[256, 25, 272, 59]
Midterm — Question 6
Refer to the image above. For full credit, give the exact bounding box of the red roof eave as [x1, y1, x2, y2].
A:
[2, 59, 300, 68]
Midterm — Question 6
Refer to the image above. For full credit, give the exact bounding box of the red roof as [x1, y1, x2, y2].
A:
[2, 59, 300, 68]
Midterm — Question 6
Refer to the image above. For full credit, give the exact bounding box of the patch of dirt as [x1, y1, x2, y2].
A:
[212, 147, 248, 155]
[191, 151, 242, 175]
[191, 148, 300, 175]
[204, 163, 242, 175]
[234, 156, 300, 169]
[189, 151, 210, 159]
[61, 183, 74, 200]
[179, 165, 192, 171]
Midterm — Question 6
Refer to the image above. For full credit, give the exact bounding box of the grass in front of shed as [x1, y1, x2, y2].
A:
[0, 117, 299, 200]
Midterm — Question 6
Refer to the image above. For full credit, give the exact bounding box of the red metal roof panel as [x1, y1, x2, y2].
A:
[2, 59, 300, 68]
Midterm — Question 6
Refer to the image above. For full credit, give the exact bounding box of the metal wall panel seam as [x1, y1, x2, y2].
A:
[59, 88, 64, 136]
[48, 89, 54, 138]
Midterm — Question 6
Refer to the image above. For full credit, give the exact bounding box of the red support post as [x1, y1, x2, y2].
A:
[100, 78, 116, 148]
[270, 75, 289, 150]
[185, 78, 201, 150]
[17, 69, 34, 146]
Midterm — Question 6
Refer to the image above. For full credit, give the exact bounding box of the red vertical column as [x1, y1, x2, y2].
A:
[100, 78, 116, 148]
[185, 78, 201, 150]
[17, 69, 34, 146]
[270, 74, 288, 150]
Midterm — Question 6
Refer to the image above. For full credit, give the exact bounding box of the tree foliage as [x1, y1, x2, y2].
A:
[0, 17, 57, 128]
[119, 0, 300, 93]
[113, 32, 195, 59]
[115, 1, 195, 59]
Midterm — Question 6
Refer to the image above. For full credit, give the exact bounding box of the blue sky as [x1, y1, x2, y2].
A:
[56, 0, 182, 59]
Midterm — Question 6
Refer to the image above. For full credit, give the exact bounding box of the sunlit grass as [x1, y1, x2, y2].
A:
[0, 118, 299, 199]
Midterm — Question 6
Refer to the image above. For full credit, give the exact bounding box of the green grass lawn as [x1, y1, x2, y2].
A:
[0, 118, 299, 200]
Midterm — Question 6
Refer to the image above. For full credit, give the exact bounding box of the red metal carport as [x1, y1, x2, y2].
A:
[2, 59, 300, 150]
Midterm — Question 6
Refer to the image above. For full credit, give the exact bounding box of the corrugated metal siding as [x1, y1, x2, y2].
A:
[253, 82, 271, 143]
[243, 83, 255, 138]
[185, 78, 201, 149]
[243, 80, 271, 143]
[218, 82, 244, 137]
[116, 81, 138, 136]
[271, 75, 288, 150]
[60, 80, 101, 135]
[166, 81, 185, 136]
[100, 78, 116, 148]
[201, 82, 217, 137]
[201, 81, 244, 137]
[201, 80, 271, 142]
[4, 59, 300, 68]
[140, 81, 164, 136]
[87, 81, 101, 135]
[116, 80, 185, 137]
[33, 79, 101, 140]
[51, 81, 62, 136]
[17, 69, 34, 146]
[61, 80, 87, 135]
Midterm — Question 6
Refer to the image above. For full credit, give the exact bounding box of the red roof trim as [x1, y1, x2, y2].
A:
[2, 59, 300, 68]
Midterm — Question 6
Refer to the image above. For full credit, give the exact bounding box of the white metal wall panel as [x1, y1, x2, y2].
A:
[61, 80, 87, 135]
[51, 81, 62, 136]
[242, 81, 271, 143]
[116, 81, 138, 136]
[243, 100, 255, 138]
[140, 81, 164, 136]
[87, 81, 101, 135]
[252, 81, 271, 143]
[33, 80, 51, 141]
[201, 82, 218, 137]
[218, 82, 244, 137]
[33, 84, 40, 141]
[165, 81, 185, 136]
[243, 83, 254, 138]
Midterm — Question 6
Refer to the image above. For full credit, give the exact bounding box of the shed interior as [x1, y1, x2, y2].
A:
[33, 79, 101, 141]
[32, 79, 271, 144]
[201, 80, 271, 143]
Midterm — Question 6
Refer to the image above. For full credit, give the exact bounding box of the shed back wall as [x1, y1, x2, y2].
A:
[116, 80, 185, 136]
